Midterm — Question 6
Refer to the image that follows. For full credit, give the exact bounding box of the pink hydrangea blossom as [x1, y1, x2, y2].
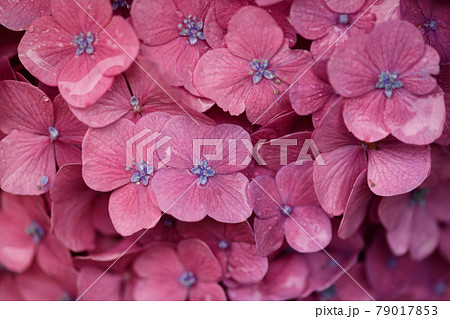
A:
[248, 162, 332, 256]
[313, 98, 431, 216]
[194, 6, 312, 125]
[133, 239, 225, 300]
[0, 0, 51, 31]
[328, 20, 445, 145]
[18, 0, 139, 107]
[0, 81, 87, 195]
[151, 116, 252, 223]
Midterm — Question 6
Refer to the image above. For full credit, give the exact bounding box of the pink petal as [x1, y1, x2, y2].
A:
[51, 0, 112, 34]
[18, 16, 74, 87]
[428, 180, 450, 222]
[178, 239, 222, 281]
[36, 233, 74, 282]
[77, 267, 122, 301]
[338, 169, 372, 239]
[324, 0, 365, 13]
[247, 175, 282, 219]
[226, 6, 283, 61]
[194, 48, 253, 116]
[253, 214, 286, 256]
[0, 80, 54, 135]
[228, 242, 268, 284]
[410, 206, 439, 260]
[342, 90, 390, 143]
[189, 282, 226, 300]
[109, 183, 161, 236]
[0, 132, 55, 195]
[50, 164, 97, 252]
[204, 5, 227, 49]
[313, 145, 367, 216]
[368, 20, 426, 76]
[82, 119, 134, 191]
[269, 43, 312, 83]
[367, 138, 431, 196]
[0, 0, 51, 31]
[204, 124, 251, 173]
[130, 0, 179, 46]
[285, 206, 332, 253]
[384, 87, 446, 145]
[276, 162, 318, 207]
[328, 34, 378, 97]
[290, 0, 335, 39]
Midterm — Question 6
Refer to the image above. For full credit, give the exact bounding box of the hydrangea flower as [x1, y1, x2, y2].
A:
[177, 218, 268, 284]
[194, 6, 312, 125]
[69, 60, 213, 128]
[18, 0, 140, 107]
[290, 0, 377, 58]
[130, 0, 211, 95]
[151, 116, 252, 223]
[248, 162, 332, 256]
[0, 0, 51, 31]
[82, 112, 172, 235]
[313, 99, 431, 216]
[0, 81, 87, 195]
[134, 239, 225, 300]
[400, 0, 450, 63]
[328, 20, 445, 145]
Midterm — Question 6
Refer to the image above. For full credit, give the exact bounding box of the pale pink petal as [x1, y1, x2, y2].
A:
[178, 239, 222, 281]
[324, 0, 365, 13]
[228, 242, 268, 284]
[254, 214, 286, 256]
[247, 175, 282, 219]
[189, 282, 226, 300]
[290, 0, 335, 39]
[410, 207, 439, 260]
[0, 0, 51, 31]
[77, 267, 122, 301]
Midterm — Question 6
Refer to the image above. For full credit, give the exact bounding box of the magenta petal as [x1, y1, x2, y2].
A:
[0, 132, 55, 195]
[285, 206, 332, 253]
[194, 49, 253, 116]
[367, 138, 430, 196]
[82, 119, 134, 192]
[324, 0, 365, 13]
[226, 6, 283, 61]
[51, 164, 97, 252]
[36, 233, 74, 282]
[384, 88, 446, 145]
[410, 206, 439, 260]
[0, 81, 54, 135]
[18, 16, 74, 87]
[228, 242, 268, 284]
[51, 0, 112, 34]
[109, 183, 161, 236]
[313, 146, 367, 216]
[342, 90, 390, 143]
[0, 0, 51, 31]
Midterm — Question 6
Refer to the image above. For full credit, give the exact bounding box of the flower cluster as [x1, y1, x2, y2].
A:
[0, 0, 449, 301]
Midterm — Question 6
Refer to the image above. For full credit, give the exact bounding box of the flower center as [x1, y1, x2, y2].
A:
[73, 32, 95, 56]
[49, 126, 59, 142]
[338, 14, 349, 25]
[26, 220, 45, 244]
[126, 160, 154, 186]
[410, 188, 429, 206]
[424, 20, 437, 31]
[178, 16, 205, 46]
[318, 285, 337, 300]
[434, 280, 446, 295]
[218, 240, 229, 250]
[281, 205, 292, 216]
[37, 175, 49, 191]
[191, 159, 215, 185]
[361, 142, 378, 151]
[178, 271, 196, 288]
[386, 256, 397, 269]
[112, 0, 130, 10]
[249, 59, 279, 84]
[376, 71, 403, 98]
[130, 96, 140, 112]
[59, 293, 75, 301]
